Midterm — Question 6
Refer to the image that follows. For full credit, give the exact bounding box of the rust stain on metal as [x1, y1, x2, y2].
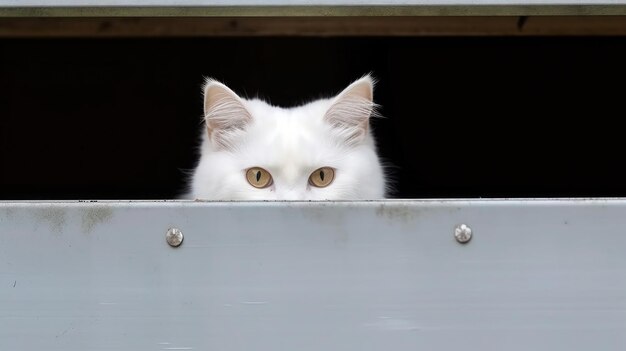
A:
[375, 203, 418, 223]
[0, 207, 15, 222]
[33, 208, 67, 234]
[81, 206, 114, 234]
[300, 204, 351, 244]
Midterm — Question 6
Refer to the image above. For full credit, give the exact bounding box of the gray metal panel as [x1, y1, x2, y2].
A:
[1, 200, 626, 350]
[0, 0, 623, 5]
[1, 2, 626, 15]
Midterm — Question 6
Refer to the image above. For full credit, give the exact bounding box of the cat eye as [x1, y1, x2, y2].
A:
[309, 167, 335, 188]
[246, 167, 273, 189]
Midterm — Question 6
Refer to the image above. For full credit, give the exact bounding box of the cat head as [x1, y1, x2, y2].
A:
[189, 75, 385, 200]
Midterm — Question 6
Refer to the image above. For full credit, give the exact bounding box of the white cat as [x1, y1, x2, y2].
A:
[187, 75, 386, 200]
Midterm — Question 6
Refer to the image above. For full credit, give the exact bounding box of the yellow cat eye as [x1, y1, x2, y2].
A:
[246, 167, 273, 189]
[309, 167, 335, 188]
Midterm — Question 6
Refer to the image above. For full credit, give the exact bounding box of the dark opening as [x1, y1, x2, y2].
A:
[1, 36, 625, 199]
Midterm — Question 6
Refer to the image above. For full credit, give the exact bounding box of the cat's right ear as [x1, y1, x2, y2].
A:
[203, 79, 252, 149]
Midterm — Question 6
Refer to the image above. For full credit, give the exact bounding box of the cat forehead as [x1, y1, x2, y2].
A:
[242, 99, 335, 145]
[231, 99, 339, 166]
[243, 98, 332, 121]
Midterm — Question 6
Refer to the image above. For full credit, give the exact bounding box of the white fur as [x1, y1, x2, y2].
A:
[187, 75, 386, 200]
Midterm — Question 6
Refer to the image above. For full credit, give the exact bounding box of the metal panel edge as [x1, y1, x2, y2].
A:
[1, 5, 626, 17]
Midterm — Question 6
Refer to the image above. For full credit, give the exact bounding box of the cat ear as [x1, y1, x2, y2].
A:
[203, 79, 252, 149]
[324, 75, 376, 145]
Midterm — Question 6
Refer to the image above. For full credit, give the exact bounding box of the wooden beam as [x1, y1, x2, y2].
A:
[0, 16, 624, 37]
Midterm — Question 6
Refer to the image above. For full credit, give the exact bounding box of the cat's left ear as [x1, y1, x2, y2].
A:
[324, 75, 376, 145]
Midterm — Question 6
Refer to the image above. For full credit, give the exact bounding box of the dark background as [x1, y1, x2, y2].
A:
[1, 37, 625, 199]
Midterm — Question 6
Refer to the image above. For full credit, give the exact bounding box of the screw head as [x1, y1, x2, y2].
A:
[166, 228, 184, 247]
[454, 224, 472, 244]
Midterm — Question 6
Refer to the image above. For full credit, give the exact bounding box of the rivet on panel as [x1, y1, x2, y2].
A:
[454, 224, 472, 244]
[166, 228, 184, 247]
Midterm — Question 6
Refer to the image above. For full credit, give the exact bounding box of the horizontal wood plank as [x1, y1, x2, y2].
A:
[0, 16, 625, 37]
